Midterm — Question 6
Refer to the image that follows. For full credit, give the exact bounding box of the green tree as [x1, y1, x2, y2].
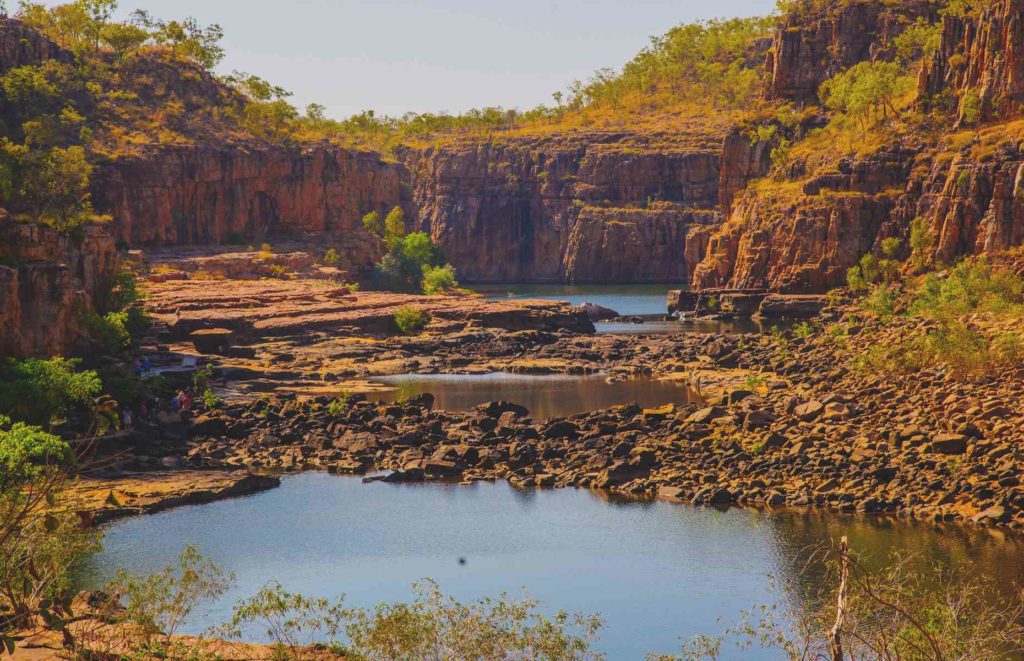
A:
[15, 145, 97, 231]
[0, 415, 70, 491]
[394, 306, 430, 335]
[819, 61, 914, 136]
[361, 210, 383, 237]
[384, 206, 406, 248]
[81, 0, 119, 52]
[0, 357, 102, 428]
[100, 22, 150, 60]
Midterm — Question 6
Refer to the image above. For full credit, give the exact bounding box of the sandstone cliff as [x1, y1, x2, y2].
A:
[92, 145, 404, 246]
[764, 0, 938, 103]
[694, 0, 1024, 293]
[0, 221, 119, 358]
[920, 0, 1024, 121]
[402, 134, 724, 283]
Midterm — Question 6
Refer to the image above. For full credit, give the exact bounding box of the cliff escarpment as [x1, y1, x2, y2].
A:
[920, 0, 1024, 121]
[693, 0, 1024, 293]
[764, 0, 939, 103]
[402, 132, 725, 283]
[0, 221, 118, 358]
[92, 145, 404, 246]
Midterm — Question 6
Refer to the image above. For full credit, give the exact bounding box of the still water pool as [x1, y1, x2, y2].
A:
[477, 284, 773, 335]
[77, 473, 1024, 659]
[369, 373, 700, 418]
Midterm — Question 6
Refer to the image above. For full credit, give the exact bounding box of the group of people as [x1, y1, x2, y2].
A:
[119, 389, 196, 431]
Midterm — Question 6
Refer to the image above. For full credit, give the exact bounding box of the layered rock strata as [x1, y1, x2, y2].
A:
[0, 221, 118, 358]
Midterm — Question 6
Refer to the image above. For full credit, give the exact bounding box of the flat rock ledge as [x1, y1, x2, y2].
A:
[67, 470, 280, 525]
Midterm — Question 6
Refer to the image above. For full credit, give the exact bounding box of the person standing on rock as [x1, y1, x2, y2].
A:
[122, 408, 133, 430]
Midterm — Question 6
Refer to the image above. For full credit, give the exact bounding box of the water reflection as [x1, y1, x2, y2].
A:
[477, 283, 683, 317]
[369, 373, 698, 417]
[75, 474, 1024, 659]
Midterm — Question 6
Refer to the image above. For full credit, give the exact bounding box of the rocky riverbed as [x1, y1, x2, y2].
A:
[65, 261, 1024, 532]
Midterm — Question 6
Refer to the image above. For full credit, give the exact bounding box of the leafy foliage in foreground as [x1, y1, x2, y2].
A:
[0, 357, 101, 428]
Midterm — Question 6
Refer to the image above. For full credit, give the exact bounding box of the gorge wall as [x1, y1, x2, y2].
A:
[92, 145, 404, 246]
[694, 0, 1024, 293]
[764, 0, 939, 103]
[0, 221, 118, 358]
[402, 135, 724, 283]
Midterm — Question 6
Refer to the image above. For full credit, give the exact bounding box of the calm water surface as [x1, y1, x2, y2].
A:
[478, 283, 682, 317]
[478, 284, 774, 335]
[369, 373, 699, 417]
[77, 474, 1024, 659]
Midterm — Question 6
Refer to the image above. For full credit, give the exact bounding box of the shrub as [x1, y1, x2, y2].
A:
[910, 259, 1024, 321]
[394, 306, 430, 335]
[0, 357, 101, 427]
[201, 389, 222, 410]
[677, 540, 1024, 661]
[344, 580, 603, 661]
[791, 321, 813, 339]
[861, 284, 898, 323]
[217, 581, 347, 660]
[110, 545, 234, 652]
[361, 210, 383, 237]
[322, 248, 340, 267]
[326, 392, 351, 417]
[83, 309, 131, 354]
[422, 264, 459, 295]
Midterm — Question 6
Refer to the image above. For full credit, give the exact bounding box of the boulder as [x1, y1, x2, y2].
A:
[190, 328, 234, 355]
[928, 433, 968, 455]
[579, 302, 620, 322]
[794, 401, 824, 422]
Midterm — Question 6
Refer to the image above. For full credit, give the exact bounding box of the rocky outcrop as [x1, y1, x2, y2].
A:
[0, 221, 118, 358]
[0, 17, 70, 72]
[718, 127, 775, 217]
[92, 145, 405, 246]
[920, 0, 1024, 120]
[764, 0, 938, 103]
[403, 135, 724, 283]
[911, 145, 1024, 263]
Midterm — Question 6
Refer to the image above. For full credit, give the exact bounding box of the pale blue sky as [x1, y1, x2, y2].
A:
[49, 0, 777, 118]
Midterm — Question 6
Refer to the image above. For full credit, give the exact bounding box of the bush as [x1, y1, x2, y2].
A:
[83, 309, 131, 354]
[344, 580, 603, 661]
[202, 389, 223, 410]
[322, 248, 340, 267]
[676, 540, 1024, 661]
[0, 415, 70, 491]
[0, 357, 101, 427]
[361, 210, 383, 237]
[394, 306, 430, 335]
[910, 259, 1024, 321]
[110, 545, 234, 653]
[422, 264, 459, 295]
[217, 581, 347, 660]
[860, 284, 898, 323]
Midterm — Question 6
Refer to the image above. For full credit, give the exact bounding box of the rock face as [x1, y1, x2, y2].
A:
[402, 134, 725, 283]
[0, 221, 119, 358]
[92, 145, 405, 246]
[920, 0, 1024, 121]
[764, 0, 938, 102]
[0, 17, 70, 73]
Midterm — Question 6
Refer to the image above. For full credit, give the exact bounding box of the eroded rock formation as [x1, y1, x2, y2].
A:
[403, 135, 724, 283]
[92, 145, 404, 246]
[920, 0, 1024, 120]
[0, 221, 118, 358]
[764, 0, 938, 103]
